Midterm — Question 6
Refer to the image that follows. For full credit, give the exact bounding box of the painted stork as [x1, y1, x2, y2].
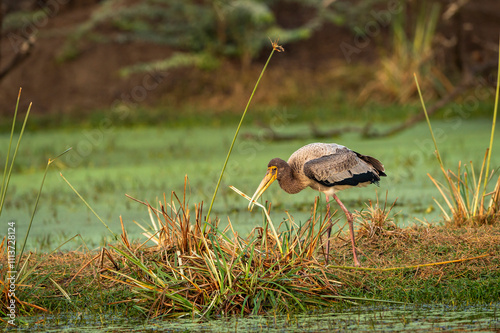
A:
[248, 142, 386, 266]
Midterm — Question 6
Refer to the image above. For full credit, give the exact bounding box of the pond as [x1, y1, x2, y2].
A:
[9, 304, 500, 332]
[3, 119, 500, 251]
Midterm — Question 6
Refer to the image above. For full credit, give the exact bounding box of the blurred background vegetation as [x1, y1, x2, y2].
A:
[0, 0, 498, 128]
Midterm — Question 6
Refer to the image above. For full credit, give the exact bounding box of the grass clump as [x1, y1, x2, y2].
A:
[101, 182, 343, 318]
[416, 42, 500, 227]
[356, 193, 399, 240]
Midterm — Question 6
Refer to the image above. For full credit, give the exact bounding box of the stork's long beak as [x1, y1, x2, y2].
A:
[248, 167, 277, 211]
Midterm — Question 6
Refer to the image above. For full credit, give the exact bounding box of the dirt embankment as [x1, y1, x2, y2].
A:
[0, 0, 499, 117]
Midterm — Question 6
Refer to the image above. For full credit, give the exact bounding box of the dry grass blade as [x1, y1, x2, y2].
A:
[336, 253, 492, 272]
[230, 185, 282, 254]
[49, 278, 73, 304]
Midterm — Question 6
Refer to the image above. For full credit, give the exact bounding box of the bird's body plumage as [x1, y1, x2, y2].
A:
[249, 142, 387, 267]
[279, 143, 386, 196]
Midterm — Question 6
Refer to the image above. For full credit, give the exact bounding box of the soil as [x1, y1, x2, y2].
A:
[0, 0, 499, 117]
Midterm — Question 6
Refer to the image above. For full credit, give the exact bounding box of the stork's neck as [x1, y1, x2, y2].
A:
[277, 160, 305, 194]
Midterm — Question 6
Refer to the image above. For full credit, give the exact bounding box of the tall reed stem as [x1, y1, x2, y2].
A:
[0, 89, 29, 217]
[17, 148, 72, 267]
[61, 172, 119, 240]
[205, 40, 283, 227]
[415, 73, 457, 213]
[483, 38, 500, 191]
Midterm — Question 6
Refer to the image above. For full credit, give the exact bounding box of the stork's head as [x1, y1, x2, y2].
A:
[248, 158, 287, 211]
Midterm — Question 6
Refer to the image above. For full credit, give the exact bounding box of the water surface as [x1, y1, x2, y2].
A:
[11, 304, 500, 332]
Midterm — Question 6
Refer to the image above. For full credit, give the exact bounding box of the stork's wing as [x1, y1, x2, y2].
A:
[303, 148, 384, 187]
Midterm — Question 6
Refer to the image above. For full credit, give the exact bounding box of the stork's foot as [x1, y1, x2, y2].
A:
[353, 252, 361, 267]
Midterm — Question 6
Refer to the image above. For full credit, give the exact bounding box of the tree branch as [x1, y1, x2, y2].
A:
[0, 36, 35, 81]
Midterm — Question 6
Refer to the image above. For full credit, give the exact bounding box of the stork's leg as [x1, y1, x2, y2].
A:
[325, 195, 332, 263]
[333, 194, 361, 267]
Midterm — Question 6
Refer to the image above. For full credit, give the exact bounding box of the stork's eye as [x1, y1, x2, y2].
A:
[267, 165, 278, 176]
